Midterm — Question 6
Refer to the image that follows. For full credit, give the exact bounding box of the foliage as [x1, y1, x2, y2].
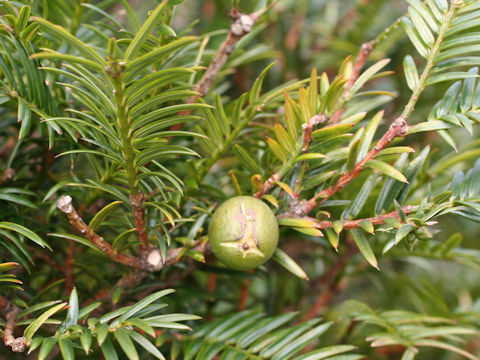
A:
[181, 311, 360, 360]
[1, 0, 480, 359]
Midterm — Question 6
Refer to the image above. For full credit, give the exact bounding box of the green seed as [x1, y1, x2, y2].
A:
[208, 196, 279, 271]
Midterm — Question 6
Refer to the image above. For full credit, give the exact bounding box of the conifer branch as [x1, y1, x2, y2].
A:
[170, 8, 260, 134]
[109, 62, 151, 253]
[314, 205, 414, 230]
[305, 5, 458, 215]
[304, 117, 408, 213]
[58, 196, 211, 271]
[255, 112, 326, 200]
[193, 9, 259, 99]
[330, 17, 402, 124]
[58, 196, 143, 269]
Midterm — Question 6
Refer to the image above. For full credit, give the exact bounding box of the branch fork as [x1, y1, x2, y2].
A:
[303, 114, 408, 215]
[57, 196, 211, 272]
[254, 173, 280, 198]
[58, 195, 143, 269]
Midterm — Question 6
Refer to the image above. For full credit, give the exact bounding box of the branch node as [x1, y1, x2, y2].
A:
[147, 249, 164, 268]
[239, 14, 255, 32]
[254, 173, 280, 198]
[58, 195, 73, 214]
[303, 114, 327, 152]
[231, 23, 244, 36]
[58, 195, 143, 269]
[0, 168, 15, 185]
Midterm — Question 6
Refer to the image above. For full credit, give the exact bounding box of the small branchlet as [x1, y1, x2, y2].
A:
[254, 173, 280, 198]
[304, 115, 408, 215]
[58, 196, 212, 272]
[302, 114, 327, 153]
[58, 195, 143, 269]
[343, 41, 374, 100]
[0, 296, 27, 352]
[314, 205, 414, 230]
[194, 9, 259, 98]
[130, 192, 149, 254]
[169, 8, 261, 136]
[331, 41, 374, 123]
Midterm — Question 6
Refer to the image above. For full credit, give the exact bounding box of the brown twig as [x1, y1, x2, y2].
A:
[254, 173, 280, 198]
[285, 6, 306, 51]
[304, 115, 408, 214]
[57, 196, 143, 269]
[169, 8, 260, 134]
[302, 114, 327, 153]
[337, 0, 374, 32]
[195, 9, 259, 98]
[0, 296, 27, 352]
[344, 41, 374, 100]
[58, 195, 212, 271]
[206, 273, 217, 293]
[330, 41, 374, 124]
[330, 15, 403, 124]
[202, 0, 216, 20]
[130, 192, 149, 254]
[314, 206, 414, 230]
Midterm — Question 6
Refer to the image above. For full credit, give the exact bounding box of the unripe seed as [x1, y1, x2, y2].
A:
[208, 196, 279, 271]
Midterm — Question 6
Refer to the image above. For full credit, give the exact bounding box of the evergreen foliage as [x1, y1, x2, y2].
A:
[1, 0, 480, 358]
